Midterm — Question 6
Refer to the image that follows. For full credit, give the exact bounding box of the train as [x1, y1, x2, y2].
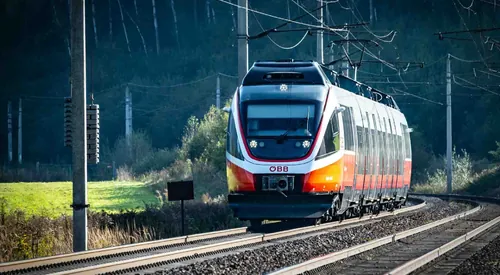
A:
[224, 60, 412, 226]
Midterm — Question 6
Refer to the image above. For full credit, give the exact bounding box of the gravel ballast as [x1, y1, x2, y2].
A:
[149, 197, 470, 275]
[448, 226, 500, 275]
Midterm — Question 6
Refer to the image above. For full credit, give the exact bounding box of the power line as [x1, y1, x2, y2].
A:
[453, 75, 500, 96]
[452, 0, 490, 68]
[127, 74, 217, 89]
[216, 0, 347, 32]
[347, 0, 397, 43]
[304, 1, 398, 71]
[250, 5, 310, 50]
[391, 88, 444, 106]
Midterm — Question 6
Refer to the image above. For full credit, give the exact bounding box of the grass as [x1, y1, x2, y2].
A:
[0, 181, 159, 217]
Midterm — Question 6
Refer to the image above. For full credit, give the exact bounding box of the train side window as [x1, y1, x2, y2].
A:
[388, 118, 394, 176]
[357, 126, 364, 174]
[402, 124, 411, 159]
[399, 135, 404, 175]
[317, 112, 340, 158]
[341, 105, 355, 151]
[227, 113, 243, 160]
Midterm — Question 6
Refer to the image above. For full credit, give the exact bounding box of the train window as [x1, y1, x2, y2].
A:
[317, 112, 340, 158]
[356, 126, 364, 174]
[388, 119, 394, 177]
[246, 104, 317, 138]
[400, 136, 405, 175]
[372, 114, 379, 175]
[340, 105, 355, 151]
[227, 113, 244, 160]
[365, 112, 373, 176]
[401, 124, 411, 159]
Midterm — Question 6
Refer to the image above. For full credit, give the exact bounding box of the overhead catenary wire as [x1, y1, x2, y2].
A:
[346, 0, 397, 43]
[391, 87, 445, 105]
[453, 75, 500, 96]
[216, 0, 347, 32]
[452, 0, 490, 68]
[293, 0, 397, 71]
[250, 4, 310, 50]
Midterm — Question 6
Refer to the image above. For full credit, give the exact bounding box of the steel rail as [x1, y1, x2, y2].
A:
[268, 200, 482, 275]
[0, 226, 248, 273]
[387, 212, 500, 274]
[37, 200, 426, 275]
[269, 193, 500, 275]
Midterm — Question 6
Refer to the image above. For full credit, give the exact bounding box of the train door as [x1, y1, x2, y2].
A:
[394, 119, 403, 198]
[354, 100, 366, 205]
[375, 112, 384, 200]
[371, 113, 380, 202]
[365, 112, 373, 200]
[341, 105, 357, 204]
[382, 117, 389, 199]
[387, 118, 395, 197]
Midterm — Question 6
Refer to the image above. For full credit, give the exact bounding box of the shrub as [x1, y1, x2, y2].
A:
[132, 148, 178, 175]
[412, 148, 474, 193]
[461, 166, 500, 197]
[0, 197, 244, 263]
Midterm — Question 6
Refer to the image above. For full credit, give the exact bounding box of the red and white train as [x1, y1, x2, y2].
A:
[225, 60, 412, 226]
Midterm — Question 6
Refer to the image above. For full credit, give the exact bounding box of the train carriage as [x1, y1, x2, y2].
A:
[225, 60, 411, 225]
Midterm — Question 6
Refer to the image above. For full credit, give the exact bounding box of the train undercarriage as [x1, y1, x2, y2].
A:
[229, 191, 409, 227]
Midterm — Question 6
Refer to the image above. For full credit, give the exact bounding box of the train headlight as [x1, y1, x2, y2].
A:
[249, 140, 258, 148]
[259, 141, 265, 147]
[295, 141, 301, 148]
[302, 140, 311, 148]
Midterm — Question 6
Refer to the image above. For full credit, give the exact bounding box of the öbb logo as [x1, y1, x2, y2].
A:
[269, 166, 288, 172]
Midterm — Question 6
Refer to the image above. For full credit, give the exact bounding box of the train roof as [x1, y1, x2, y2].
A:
[240, 59, 399, 111]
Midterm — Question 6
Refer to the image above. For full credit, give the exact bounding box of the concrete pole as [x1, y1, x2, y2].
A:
[216, 74, 221, 109]
[7, 101, 12, 163]
[70, 0, 88, 252]
[446, 54, 452, 194]
[316, 0, 324, 64]
[18, 98, 22, 165]
[237, 0, 248, 85]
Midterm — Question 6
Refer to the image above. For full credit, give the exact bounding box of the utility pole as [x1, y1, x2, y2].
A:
[341, 31, 350, 77]
[18, 98, 22, 165]
[216, 74, 221, 109]
[446, 53, 452, 194]
[237, 0, 248, 85]
[125, 85, 132, 147]
[7, 101, 12, 163]
[316, 0, 324, 64]
[70, 0, 88, 252]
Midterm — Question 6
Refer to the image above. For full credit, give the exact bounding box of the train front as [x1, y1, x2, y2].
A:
[225, 61, 335, 222]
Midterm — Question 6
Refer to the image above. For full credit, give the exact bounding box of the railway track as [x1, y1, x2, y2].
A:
[0, 199, 426, 275]
[269, 194, 500, 275]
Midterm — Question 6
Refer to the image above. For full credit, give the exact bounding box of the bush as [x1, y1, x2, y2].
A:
[111, 130, 154, 169]
[0, 196, 244, 263]
[412, 148, 474, 193]
[461, 166, 500, 197]
[132, 148, 178, 175]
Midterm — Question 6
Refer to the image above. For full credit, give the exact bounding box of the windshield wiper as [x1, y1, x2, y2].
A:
[275, 120, 307, 144]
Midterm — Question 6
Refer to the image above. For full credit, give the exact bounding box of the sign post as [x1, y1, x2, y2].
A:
[167, 180, 194, 236]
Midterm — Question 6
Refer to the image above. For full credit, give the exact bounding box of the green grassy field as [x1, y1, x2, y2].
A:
[0, 181, 159, 217]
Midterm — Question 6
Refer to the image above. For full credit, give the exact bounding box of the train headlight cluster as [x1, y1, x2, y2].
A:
[302, 140, 311, 148]
[249, 140, 258, 148]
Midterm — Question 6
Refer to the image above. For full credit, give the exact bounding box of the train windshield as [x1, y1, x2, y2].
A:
[246, 104, 317, 138]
